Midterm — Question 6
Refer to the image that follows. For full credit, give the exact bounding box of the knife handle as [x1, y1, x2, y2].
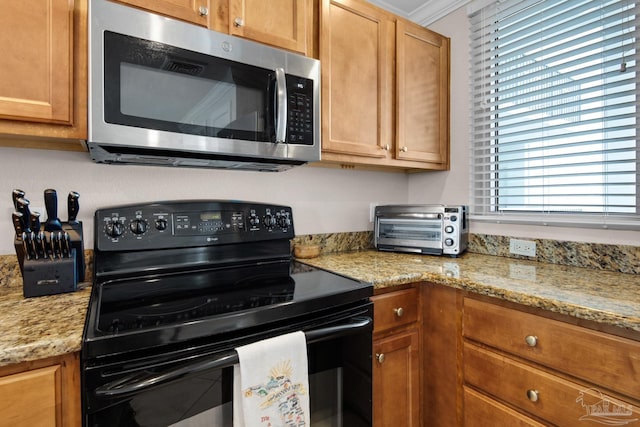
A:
[44, 189, 58, 221]
[68, 191, 80, 223]
[30, 212, 41, 233]
[12, 212, 24, 240]
[16, 198, 32, 233]
[12, 189, 25, 210]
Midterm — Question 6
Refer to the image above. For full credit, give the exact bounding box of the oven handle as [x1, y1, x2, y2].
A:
[94, 316, 372, 398]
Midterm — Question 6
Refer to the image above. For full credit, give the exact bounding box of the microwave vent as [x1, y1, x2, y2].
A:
[163, 58, 204, 76]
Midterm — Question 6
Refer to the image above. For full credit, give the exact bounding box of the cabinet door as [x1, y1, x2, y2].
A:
[228, 0, 308, 54]
[0, 1, 73, 125]
[373, 329, 420, 427]
[320, 0, 393, 160]
[0, 365, 61, 427]
[396, 19, 449, 166]
[114, 0, 210, 26]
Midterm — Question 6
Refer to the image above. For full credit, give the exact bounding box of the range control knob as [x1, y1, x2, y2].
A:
[445, 238, 455, 247]
[277, 215, 290, 228]
[249, 214, 260, 227]
[130, 219, 148, 235]
[263, 215, 276, 228]
[445, 225, 454, 233]
[105, 220, 124, 238]
[155, 218, 168, 231]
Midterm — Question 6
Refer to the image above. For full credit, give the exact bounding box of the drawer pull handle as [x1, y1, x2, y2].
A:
[525, 335, 538, 347]
[526, 389, 540, 402]
[394, 307, 404, 317]
[376, 353, 385, 364]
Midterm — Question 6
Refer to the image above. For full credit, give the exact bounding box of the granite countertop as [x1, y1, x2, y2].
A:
[0, 250, 638, 368]
[298, 250, 640, 334]
[0, 284, 92, 367]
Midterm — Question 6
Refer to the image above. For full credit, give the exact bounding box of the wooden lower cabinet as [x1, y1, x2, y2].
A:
[0, 353, 81, 427]
[372, 287, 421, 427]
[463, 297, 640, 427]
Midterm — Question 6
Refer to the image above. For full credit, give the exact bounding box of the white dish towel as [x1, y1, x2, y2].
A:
[233, 331, 310, 427]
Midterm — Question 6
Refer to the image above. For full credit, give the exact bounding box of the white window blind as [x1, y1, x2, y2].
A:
[469, 0, 640, 229]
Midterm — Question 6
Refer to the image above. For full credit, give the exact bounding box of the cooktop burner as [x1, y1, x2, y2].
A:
[97, 261, 295, 333]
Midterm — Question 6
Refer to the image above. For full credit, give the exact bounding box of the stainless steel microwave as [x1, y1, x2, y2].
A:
[374, 205, 469, 257]
[87, 0, 320, 171]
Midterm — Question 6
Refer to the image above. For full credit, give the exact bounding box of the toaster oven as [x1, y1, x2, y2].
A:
[374, 205, 468, 257]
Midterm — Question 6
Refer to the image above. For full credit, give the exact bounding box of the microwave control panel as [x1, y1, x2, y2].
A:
[286, 75, 314, 145]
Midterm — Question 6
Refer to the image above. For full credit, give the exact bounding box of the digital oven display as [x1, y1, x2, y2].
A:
[174, 211, 244, 235]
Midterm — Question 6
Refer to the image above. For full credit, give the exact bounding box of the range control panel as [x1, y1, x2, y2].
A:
[95, 200, 294, 251]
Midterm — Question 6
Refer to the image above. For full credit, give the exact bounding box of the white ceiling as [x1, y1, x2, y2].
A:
[367, 0, 471, 26]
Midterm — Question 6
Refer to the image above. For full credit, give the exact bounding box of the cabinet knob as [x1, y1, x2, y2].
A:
[234, 17, 244, 27]
[401, 146, 408, 152]
[526, 389, 540, 402]
[383, 144, 390, 151]
[198, 6, 209, 16]
[525, 335, 538, 347]
[376, 353, 385, 364]
[394, 307, 404, 317]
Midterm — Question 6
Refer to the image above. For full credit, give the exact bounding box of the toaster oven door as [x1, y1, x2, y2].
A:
[376, 217, 443, 254]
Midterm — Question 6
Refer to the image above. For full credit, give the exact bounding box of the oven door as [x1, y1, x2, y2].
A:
[375, 216, 444, 254]
[83, 303, 372, 427]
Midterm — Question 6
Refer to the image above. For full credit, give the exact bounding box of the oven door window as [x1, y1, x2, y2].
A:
[378, 218, 442, 249]
[103, 31, 275, 142]
[86, 328, 371, 426]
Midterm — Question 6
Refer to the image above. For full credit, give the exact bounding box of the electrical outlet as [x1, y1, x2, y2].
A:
[510, 238, 537, 257]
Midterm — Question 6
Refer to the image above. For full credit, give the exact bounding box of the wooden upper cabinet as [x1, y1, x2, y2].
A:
[0, 1, 73, 125]
[114, 0, 210, 26]
[396, 19, 449, 167]
[320, 0, 393, 160]
[228, 0, 308, 54]
[0, 0, 87, 147]
[319, 0, 450, 171]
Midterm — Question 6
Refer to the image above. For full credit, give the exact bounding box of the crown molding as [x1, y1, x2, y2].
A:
[367, 0, 470, 26]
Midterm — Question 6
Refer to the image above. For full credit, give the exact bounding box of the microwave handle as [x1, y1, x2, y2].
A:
[94, 316, 372, 398]
[274, 67, 287, 144]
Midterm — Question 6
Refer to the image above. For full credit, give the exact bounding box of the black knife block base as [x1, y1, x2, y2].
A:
[22, 250, 77, 298]
[14, 221, 85, 298]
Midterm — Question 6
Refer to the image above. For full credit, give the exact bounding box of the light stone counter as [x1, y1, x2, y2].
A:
[0, 249, 638, 368]
[298, 250, 640, 333]
[0, 284, 91, 367]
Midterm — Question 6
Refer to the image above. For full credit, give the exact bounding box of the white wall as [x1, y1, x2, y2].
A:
[408, 6, 640, 246]
[0, 146, 408, 254]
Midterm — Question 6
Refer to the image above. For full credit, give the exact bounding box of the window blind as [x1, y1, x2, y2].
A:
[469, 0, 639, 229]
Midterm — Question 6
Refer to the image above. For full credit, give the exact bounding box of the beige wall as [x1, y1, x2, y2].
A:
[0, 147, 408, 254]
[408, 6, 640, 246]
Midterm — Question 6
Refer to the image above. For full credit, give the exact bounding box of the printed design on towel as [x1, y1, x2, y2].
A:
[243, 359, 308, 426]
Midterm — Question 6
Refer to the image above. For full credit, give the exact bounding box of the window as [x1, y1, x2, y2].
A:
[469, 0, 639, 229]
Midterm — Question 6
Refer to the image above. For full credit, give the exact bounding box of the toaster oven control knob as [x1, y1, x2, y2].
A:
[445, 225, 454, 234]
[105, 221, 124, 238]
[155, 218, 168, 231]
[130, 219, 148, 235]
[450, 215, 458, 222]
[445, 238, 455, 247]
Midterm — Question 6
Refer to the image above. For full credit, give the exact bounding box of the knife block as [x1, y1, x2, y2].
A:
[14, 221, 85, 298]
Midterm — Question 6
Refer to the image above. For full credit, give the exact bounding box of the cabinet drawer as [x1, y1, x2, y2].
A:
[465, 343, 640, 426]
[464, 297, 640, 399]
[464, 386, 546, 427]
[372, 288, 419, 334]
